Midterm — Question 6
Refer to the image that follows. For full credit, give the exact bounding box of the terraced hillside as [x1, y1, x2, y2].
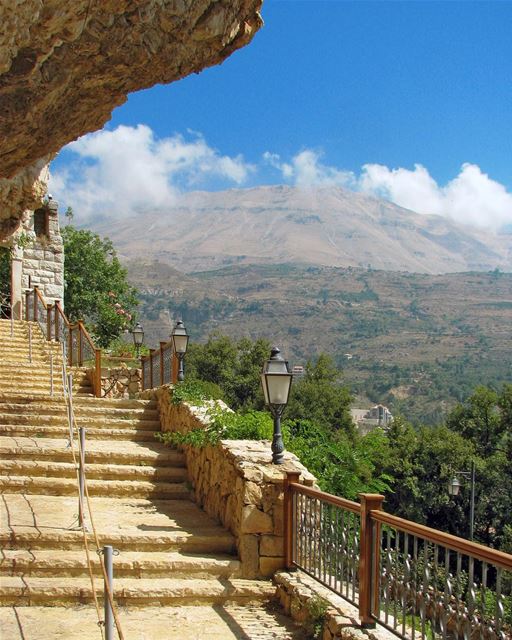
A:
[128, 261, 512, 423]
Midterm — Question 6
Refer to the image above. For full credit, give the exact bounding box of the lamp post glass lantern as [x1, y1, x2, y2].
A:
[261, 347, 293, 465]
[448, 461, 476, 541]
[171, 320, 189, 381]
[132, 322, 144, 357]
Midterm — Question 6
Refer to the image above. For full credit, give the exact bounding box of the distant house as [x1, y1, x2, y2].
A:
[292, 365, 305, 379]
[350, 404, 393, 436]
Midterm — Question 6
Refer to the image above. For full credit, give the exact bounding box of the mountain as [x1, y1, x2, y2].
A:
[126, 260, 512, 425]
[89, 185, 511, 274]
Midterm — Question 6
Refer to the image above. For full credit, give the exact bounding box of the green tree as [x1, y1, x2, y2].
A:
[62, 226, 139, 347]
[287, 354, 355, 437]
[185, 334, 271, 410]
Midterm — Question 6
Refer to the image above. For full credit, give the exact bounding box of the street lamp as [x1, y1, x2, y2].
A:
[448, 460, 476, 540]
[261, 347, 293, 465]
[132, 322, 144, 358]
[171, 320, 189, 381]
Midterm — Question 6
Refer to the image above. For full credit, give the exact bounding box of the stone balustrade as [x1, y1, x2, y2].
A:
[140, 384, 315, 578]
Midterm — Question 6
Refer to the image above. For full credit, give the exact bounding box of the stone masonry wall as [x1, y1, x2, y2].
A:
[100, 366, 142, 398]
[142, 384, 316, 579]
[20, 199, 64, 305]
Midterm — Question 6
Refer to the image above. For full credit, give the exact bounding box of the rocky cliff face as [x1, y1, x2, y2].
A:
[0, 0, 262, 241]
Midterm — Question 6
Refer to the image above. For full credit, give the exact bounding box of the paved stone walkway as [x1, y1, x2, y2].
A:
[0, 603, 308, 639]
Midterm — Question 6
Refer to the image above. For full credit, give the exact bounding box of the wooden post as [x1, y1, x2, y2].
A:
[47, 304, 53, 340]
[94, 349, 102, 398]
[358, 493, 384, 627]
[149, 349, 155, 389]
[283, 471, 301, 568]
[159, 342, 166, 386]
[54, 301, 60, 342]
[68, 325, 73, 366]
[33, 287, 38, 322]
[77, 321, 84, 366]
[171, 351, 179, 384]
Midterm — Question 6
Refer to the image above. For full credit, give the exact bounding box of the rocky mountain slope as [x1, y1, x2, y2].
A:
[90, 185, 511, 274]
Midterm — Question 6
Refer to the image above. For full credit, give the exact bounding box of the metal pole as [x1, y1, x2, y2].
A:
[67, 373, 74, 446]
[49, 353, 53, 397]
[271, 409, 285, 465]
[469, 460, 475, 541]
[78, 427, 85, 528]
[177, 354, 185, 381]
[28, 323, 32, 363]
[103, 545, 114, 640]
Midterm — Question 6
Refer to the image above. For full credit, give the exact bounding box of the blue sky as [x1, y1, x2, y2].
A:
[51, 0, 512, 230]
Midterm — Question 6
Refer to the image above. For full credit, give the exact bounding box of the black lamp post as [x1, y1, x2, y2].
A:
[132, 322, 144, 358]
[448, 460, 476, 541]
[261, 347, 293, 465]
[171, 320, 189, 381]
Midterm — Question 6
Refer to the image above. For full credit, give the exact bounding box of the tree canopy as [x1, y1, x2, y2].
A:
[62, 226, 139, 347]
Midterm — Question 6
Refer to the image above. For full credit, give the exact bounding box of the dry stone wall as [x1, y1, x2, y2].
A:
[100, 366, 142, 398]
[142, 385, 316, 578]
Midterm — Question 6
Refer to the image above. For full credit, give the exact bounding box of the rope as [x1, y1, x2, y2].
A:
[60, 351, 105, 639]
[61, 345, 126, 640]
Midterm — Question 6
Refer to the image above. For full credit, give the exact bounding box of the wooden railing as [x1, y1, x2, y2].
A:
[140, 340, 179, 390]
[284, 472, 512, 640]
[24, 287, 102, 397]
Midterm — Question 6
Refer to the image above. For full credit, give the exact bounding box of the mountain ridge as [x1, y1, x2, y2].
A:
[88, 185, 511, 274]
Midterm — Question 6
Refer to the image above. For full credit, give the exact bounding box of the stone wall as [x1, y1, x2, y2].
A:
[20, 199, 64, 305]
[275, 571, 394, 640]
[142, 384, 316, 578]
[100, 366, 142, 398]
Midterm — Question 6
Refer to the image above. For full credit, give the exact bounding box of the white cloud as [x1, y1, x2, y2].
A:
[50, 125, 252, 218]
[359, 162, 512, 230]
[263, 150, 354, 187]
[264, 149, 512, 230]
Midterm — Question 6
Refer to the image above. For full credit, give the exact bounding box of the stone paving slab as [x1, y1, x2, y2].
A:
[0, 495, 232, 540]
[0, 603, 308, 639]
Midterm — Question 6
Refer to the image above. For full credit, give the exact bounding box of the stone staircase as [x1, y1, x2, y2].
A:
[0, 320, 305, 638]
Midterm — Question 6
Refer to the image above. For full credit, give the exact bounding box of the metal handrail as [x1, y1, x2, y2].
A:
[370, 509, 512, 571]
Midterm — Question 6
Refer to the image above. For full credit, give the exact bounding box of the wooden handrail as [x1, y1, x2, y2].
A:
[24, 287, 103, 398]
[288, 481, 361, 514]
[370, 509, 512, 570]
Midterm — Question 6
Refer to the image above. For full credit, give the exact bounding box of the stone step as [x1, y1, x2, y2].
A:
[0, 437, 181, 466]
[0, 475, 190, 499]
[0, 576, 275, 607]
[0, 402, 159, 419]
[1, 549, 241, 579]
[0, 393, 156, 410]
[0, 424, 158, 441]
[1, 528, 235, 556]
[0, 459, 187, 482]
[0, 413, 161, 429]
[0, 603, 307, 640]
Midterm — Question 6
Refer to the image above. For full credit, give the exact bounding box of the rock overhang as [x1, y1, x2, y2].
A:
[0, 0, 263, 241]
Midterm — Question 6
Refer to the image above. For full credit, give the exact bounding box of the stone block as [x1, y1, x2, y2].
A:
[240, 505, 273, 534]
[243, 480, 263, 506]
[259, 555, 285, 577]
[238, 534, 259, 578]
[273, 502, 284, 535]
[260, 534, 284, 557]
